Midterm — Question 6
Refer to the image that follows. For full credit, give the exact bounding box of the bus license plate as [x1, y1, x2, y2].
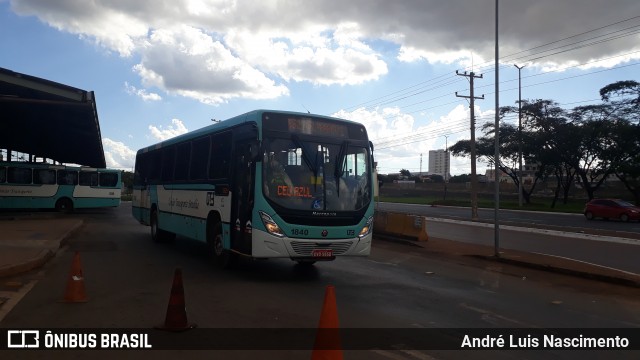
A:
[311, 249, 333, 258]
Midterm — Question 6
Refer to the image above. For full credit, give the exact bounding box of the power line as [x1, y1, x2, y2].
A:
[334, 15, 640, 114]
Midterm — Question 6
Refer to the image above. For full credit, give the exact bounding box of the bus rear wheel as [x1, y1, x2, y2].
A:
[150, 209, 175, 243]
[55, 198, 74, 213]
[208, 221, 235, 269]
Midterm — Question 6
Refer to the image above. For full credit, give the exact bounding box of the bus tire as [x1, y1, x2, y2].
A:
[207, 218, 235, 269]
[55, 198, 74, 213]
[150, 208, 175, 243]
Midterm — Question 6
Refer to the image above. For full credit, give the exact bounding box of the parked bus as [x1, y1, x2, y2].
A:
[0, 161, 122, 211]
[132, 109, 374, 267]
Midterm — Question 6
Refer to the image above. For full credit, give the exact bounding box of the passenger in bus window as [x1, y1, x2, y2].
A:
[264, 155, 293, 197]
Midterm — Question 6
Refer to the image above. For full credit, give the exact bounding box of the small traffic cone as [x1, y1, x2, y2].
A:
[311, 285, 343, 360]
[62, 251, 88, 303]
[155, 268, 196, 331]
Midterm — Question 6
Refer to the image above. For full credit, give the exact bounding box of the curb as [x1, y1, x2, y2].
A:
[0, 220, 84, 278]
[0, 249, 54, 278]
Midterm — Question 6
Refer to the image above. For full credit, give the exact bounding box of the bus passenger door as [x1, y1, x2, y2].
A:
[140, 184, 151, 224]
[231, 140, 255, 255]
[132, 168, 151, 225]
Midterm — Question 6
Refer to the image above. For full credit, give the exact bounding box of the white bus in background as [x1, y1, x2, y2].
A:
[0, 161, 122, 212]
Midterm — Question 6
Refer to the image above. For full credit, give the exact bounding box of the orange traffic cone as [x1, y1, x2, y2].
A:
[155, 268, 196, 331]
[311, 285, 343, 360]
[62, 251, 88, 303]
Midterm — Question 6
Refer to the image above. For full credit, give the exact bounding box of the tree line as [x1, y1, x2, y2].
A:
[449, 80, 640, 206]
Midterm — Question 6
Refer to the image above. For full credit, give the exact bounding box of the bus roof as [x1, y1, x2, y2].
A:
[136, 109, 365, 155]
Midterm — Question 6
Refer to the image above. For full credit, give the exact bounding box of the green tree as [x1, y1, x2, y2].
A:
[568, 104, 620, 200]
[600, 80, 640, 204]
[449, 111, 547, 204]
[518, 99, 576, 207]
[449, 173, 471, 183]
[122, 171, 134, 193]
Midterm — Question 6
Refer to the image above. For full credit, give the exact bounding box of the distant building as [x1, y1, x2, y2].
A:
[428, 149, 450, 180]
[485, 168, 511, 183]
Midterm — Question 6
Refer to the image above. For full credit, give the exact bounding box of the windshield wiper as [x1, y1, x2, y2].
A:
[334, 141, 349, 197]
[291, 134, 316, 175]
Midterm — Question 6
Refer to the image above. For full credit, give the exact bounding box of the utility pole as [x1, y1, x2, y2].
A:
[444, 135, 449, 182]
[420, 153, 423, 176]
[456, 71, 484, 221]
[514, 64, 525, 207]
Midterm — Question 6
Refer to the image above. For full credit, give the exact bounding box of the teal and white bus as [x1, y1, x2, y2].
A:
[0, 161, 122, 211]
[132, 109, 374, 267]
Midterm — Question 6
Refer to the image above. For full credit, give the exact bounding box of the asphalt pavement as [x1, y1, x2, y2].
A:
[1, 210, 639, 288]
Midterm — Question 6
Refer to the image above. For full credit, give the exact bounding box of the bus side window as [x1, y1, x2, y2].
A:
[99, 173, 118, 187]
[161, 146, 176, 182]
[210, 132, 231, 179]
[174, 142, 191, 181]
[7, 167, 32, 184]
[79, 172, 99, 186]
[149, 151, 162, 184]
[57, 170, 78, 185]
[0, 167, 6, 183]
[34, 169, 56, 185]
[190, 136, 210, 180]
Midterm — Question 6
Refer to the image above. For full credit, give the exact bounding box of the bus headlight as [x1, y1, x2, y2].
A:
[358, 216, 373, 238]
[259, 211, 285, 237]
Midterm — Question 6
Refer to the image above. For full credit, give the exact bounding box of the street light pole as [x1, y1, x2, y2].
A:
[444, 135, 449, 200]
[444, 135, 449, 182]
[514, 64, 525, 207]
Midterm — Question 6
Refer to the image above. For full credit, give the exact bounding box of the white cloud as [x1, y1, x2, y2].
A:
[124, 81, 162, 101]
[134, 25, 289, 104]
[103, 138, 137, 170]
[224, 23, 388, 86]
[148, 119, 189, 141]
[9, 0, 640, 103]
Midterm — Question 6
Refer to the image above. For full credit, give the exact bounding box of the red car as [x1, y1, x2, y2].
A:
[583, 198, 640, 222]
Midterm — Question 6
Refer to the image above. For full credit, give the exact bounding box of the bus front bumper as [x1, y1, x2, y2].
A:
[251, 229, 372, 259]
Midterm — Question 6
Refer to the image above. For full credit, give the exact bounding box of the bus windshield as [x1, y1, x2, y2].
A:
[262, 136, 371, 212]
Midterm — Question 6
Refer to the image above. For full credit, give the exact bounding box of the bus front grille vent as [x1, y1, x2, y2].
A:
[290, 241, 353, 256]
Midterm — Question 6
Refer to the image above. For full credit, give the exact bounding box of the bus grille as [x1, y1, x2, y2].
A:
[290, 241, 354, 256]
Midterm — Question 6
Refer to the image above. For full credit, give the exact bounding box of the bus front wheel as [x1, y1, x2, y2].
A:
[208, 221, 235, 269]
[55, 198, 74, 213]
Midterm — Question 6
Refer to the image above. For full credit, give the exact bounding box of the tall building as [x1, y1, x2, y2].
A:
[428, 149, 450, 180]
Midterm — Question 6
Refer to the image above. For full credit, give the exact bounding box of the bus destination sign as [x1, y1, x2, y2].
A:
[287, 117, 349, 138]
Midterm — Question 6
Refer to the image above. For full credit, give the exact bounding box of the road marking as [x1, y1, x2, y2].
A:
[459, 302, 535, 327]
[371, 349, 438, 360]
[530, 252, 640, 277]
[371, 349, 411, 360]
[0, 280, 37, 322]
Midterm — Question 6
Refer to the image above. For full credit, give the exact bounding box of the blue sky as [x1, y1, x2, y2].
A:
[1, 0, 639, 175]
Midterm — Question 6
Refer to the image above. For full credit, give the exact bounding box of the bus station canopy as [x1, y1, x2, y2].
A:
[0, 67, 106, 168]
